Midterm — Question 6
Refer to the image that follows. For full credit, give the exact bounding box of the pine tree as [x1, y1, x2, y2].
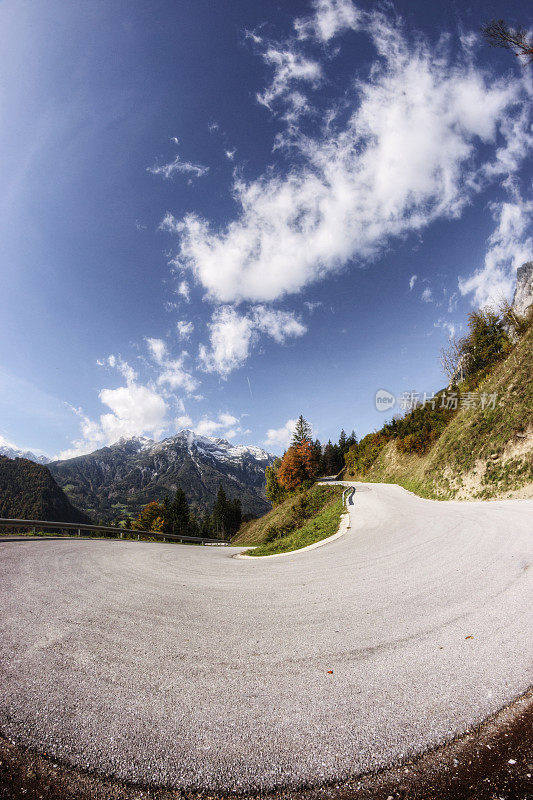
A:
[171, 487, 190, 535]
[291, 415, 313, 446]
[161, 494, 172, 535]
[323, 441, 336, 475]
[346, 430, 358, 450]
[339, 429, 347, 455]
[212, 484, 228, 538]
[265, 459, 286, 505]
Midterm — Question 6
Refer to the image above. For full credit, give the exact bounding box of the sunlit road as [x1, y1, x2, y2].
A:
[0, 483, 531, 792]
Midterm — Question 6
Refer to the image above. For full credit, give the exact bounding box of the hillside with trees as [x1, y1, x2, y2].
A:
[343, 299, 533, 500]
[265, 416, 356, 507]
[0, 457, 91, 523]
[129, 483, 242, 540]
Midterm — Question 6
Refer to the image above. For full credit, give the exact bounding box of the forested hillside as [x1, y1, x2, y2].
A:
[0, 456, 91, 523]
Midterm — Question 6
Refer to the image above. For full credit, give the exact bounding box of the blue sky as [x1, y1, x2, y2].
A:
[0, 0, 531, 458]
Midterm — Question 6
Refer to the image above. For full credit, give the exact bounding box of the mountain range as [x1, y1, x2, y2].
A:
[47, 431, 275, 522]
[0, 443, 50, 464]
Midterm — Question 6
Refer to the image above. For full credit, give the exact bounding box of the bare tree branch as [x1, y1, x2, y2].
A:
[482, 19, 533, 64]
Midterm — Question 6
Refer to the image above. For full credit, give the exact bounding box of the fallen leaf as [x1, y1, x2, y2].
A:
[327, 670, 333, 674]
[465, 635, 474, 640]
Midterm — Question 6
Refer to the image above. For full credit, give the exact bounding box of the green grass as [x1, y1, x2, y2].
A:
[233, 484, 344, 557]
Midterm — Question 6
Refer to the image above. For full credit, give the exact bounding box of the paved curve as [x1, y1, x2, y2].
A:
[0, 483, 531, 792]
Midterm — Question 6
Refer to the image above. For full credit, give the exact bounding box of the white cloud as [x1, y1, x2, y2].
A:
[434, 318, 457, 339]
[176, 320, 194, 340]
[219, 412, 239, 427]
[193, 412, 242, 439]
[264, 418, 298, 450]
[295, 0, 361, 43]
[199, 307, 254, 376]
[167, 11, 529, 305]
[256, 47, 322, 115]
[97, 354, 137, 384]
[447, 292, 458, 313]
[199, 305, 306, 375]
[225, 149, 236, 160]
[60, 333, 203, 458]
[176, 414, 193, 428]
[98, 384, 168, 442]
[304, 300, 322, 313]
[421, 286, 433, 303]
[146, 337, 199, 393]
[459, 189, 533, 308]
[177, 280, 190, 302]
[409, 274, 417, 291]
[58, 381, 168, 459]
[147, 155, 209, 180]
[146, 337, 167, 365]
[255, 306, 307, 342]
[0, 433, 19, 450]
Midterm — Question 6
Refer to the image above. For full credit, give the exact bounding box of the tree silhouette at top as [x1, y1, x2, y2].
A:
[291, 415, 313, 447]
[482, 20, 533, 63]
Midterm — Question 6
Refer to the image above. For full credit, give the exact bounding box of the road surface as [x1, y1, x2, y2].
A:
[0, 483, 531, 792]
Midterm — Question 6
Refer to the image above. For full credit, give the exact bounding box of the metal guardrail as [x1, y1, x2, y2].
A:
[0, 518, 228, 546]
[341, 486, 355, 529]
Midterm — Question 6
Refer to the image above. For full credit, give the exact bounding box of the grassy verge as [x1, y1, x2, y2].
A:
[234, 484, 344, 557]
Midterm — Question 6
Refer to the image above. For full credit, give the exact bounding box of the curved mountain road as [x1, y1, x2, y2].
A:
[0, 483, 531, 793]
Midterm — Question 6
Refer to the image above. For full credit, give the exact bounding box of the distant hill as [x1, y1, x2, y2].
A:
[0, 456, 91, 523]
[49, 431, 275, 522]
[0, 443, 50, 464]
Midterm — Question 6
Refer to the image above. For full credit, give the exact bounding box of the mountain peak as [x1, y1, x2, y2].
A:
[48, 430, 276, 521]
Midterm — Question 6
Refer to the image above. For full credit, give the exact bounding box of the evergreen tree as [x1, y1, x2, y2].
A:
[291, 415, 313, 446]
[338, 429, 347, 455]
[265, 460, 284, 505]
[162, 494, 172, 535]
[323, 441, 336, 474]
[170, 487, 190, 535]
[200, 512, 212, 538]
[312, 438, 323, 475]
[346, 430, 358, 450]
[212, 484, 228, 538]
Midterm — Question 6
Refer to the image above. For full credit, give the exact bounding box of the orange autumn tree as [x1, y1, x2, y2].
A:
[277, 416, 320, 491]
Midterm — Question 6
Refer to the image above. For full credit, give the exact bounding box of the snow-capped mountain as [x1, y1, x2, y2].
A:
[48, 430, 275, 521]
[0, 443, 50, 464]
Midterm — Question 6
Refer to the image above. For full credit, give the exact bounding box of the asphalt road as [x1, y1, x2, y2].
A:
[0, 483, 531, 793]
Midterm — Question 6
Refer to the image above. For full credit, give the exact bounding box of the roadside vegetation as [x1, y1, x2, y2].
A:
[234, 416, 346, 555]
[344, 304, 533, 500]
[233, 483, 343, 555]
[128, 484, 242, 540]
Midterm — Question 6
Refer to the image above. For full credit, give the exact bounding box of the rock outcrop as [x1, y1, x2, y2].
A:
[511, 261, 533, 318]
